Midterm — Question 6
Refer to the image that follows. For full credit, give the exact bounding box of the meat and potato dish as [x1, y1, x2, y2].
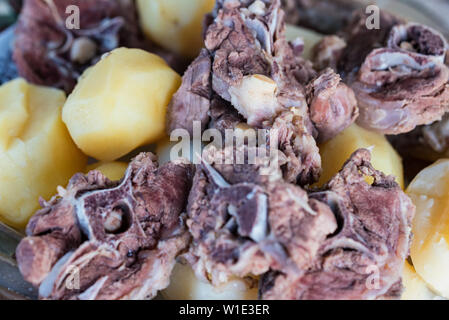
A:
[1, 0, 449, 300]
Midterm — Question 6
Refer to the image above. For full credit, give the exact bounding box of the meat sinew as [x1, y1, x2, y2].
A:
[16, 153, 194, 300]
[260, 149, 415, 300]
[185, 145, 337, 285]
[186, 146, 414, 299]
[314, 10, 449, 134]
[167, 0, 358, 185]
[13, 0, 187, 93]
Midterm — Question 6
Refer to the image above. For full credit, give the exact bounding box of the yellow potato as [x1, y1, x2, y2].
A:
[161, 262, 258, 300]
[62, 48, 181, 162]
[285, 24, 324, 60]
[137, 0, 216, 58]
[317, 124, 404, 188]
[402, 262, 440, 300]
[86, 162, 128, 181]
[407, 159, 449, 298]
[0, 79, 87, 229]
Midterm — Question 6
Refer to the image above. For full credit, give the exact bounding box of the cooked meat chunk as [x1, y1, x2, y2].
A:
[306, 68, 358, 143]
[16, 153, 194, 300]
[185, 146, 337, 285]
[167, 0, 358, 185]
[354, 47, 449, 134]
[13, 0, 187, 92]
[312, 35, 346, 72]
[389, 113, 449, 163]
[281, 0, 364, 34]
[205, 0, 315, 127]
[271, 108, 322, 185]
[166, 49, 212, 135]
[336, 10, 403, 81]
[314, 10, 449, 134]
[260, 149, 415, 300]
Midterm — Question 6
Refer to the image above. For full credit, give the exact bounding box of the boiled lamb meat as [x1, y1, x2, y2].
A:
[16, 153, 194, 300]
[314, 10, 449, 134]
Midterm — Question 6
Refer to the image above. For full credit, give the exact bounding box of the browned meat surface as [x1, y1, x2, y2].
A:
[314, 10, 449, 134]
[16, 153, 194, 300]
[167, 0, 358, 185]
[13, 0, 188, 92]
[260, 149, 415, 300]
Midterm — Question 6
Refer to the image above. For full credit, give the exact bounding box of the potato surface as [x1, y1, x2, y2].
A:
[161, 262, 258, 300]
[402, 262, 440, 300]
[317, 124, 404, 188]
[137, 0, 216, 58]
[86, 162, 128, 181]
[62, 48, 181, 161]
[407, 159, 449, 298]
[0, 79, 87, 229]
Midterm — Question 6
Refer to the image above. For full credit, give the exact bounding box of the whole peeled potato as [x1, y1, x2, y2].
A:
[62, 48, 181, 162]
[0, 79, 87, 229]
[136, 0, 216, 58]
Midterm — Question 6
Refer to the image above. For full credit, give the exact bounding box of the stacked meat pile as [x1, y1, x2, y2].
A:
[15, 0, 417, 300]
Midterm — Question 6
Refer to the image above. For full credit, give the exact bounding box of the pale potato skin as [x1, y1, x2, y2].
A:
[62, 48, 181, 162]
[317, 124, 404, 189]
[137, 0, 216, 58]
[407, 159, 449, 298]
[161, 262, 258, 300]
[86, 162, 128, 181]
[0, 79, 87, 229]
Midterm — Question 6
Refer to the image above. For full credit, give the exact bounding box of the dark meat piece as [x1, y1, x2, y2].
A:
[167, 0, 358, 186]
[281, 0, 364, 34]
[205, 0, 315, 127]
[337, 10, 403, 81]
[389, 113, 449, 163]
[312, 35, 346, 72]
[13, 0, 187, 93]
[16, 153, 194, 300]
[185, 145, 337, 285]
[166, 49, 212, 135]
[306, 68, 358, 143]
[260, 149, 415, 300]
[271, 108, 322, 185]
[314, 10, 449, 134]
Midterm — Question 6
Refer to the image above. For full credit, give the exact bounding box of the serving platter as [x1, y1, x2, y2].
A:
[0, 0, 449, 300]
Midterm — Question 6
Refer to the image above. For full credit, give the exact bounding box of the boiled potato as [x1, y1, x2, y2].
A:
[285, 24, 324, 60]
[402, 262, 440, 300]
[161, 262, 258, 300]
[0, 79, 87, 229]
[62, 48, 181, 162]
[86, 162, 128, 181]
[317, 124, 404, 188]
[137, 0, 215, 58]
[406, 159, 449, 298]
